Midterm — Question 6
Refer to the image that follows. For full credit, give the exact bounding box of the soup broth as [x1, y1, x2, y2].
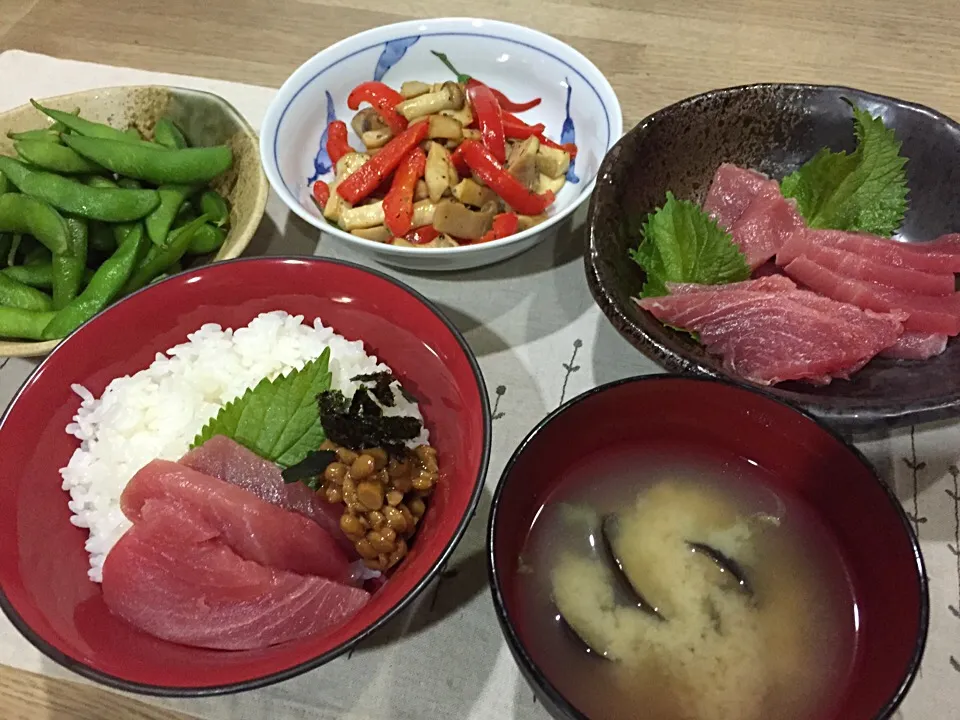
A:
[515, 445, 857, 720]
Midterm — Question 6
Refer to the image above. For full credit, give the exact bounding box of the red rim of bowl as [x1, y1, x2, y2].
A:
[486, 374, 929, 720]
[0, 255, 492, 697]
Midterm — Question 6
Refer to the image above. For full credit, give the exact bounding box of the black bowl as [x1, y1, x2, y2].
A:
[585, 83, 960, 430]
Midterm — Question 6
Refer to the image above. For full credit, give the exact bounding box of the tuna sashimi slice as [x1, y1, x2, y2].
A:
[729, 185, 805, 269]
[780, 228, 960, 273]
[702, 164, 776, 229]
[180, 435, 351, 555]
[121, 460, 350, 582]
[102, 503, 369, 650]
[879, 331, 949, 360]
[666, 275, 796, 295]
[783, 256, 960, 335]
[777, 234, 956, 296]
[637, 288, 903, 385]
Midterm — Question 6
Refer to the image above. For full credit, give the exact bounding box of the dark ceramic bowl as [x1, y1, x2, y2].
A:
[0, 257, 490, 695]
[586, 83, 960, 430]
[488, 375, 928, 720]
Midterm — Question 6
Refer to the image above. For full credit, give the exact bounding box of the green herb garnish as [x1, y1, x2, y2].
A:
[780, 104, 908, 236]
[191, 348, 332, 468]
[628, 192, 751, 298]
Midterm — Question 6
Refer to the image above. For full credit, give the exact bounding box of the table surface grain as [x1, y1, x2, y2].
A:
[3, 0, 960, 717]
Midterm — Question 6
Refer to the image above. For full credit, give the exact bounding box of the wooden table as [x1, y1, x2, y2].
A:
[1, 0, 959, 717]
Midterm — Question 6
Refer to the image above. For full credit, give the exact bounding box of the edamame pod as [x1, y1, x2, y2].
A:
[145, 185, 192, 245]
[14, 139, 104, 174]
[0, 173, 9, 196]
[117, 178, 142, 190]
[0, 157, 160, 223]
[187, 223, 225, 254]
[154, 118, 188, 149]
[199, 190, 229, 227]
[0, 306, 56, 340]
[123, 215, 208, 294]
[23, 239, 51, 266]
[0, 193, 69, 255]
[30, 100, 151, 144]
[42, 223, 148, 339]
[84, 175, 118, 188]
[53, 217, 88, 309]
[88, 221, 116, 254]
[62, 134, 233, 185]
[0, 273, 53, 311]
[8, 128, 61, 143]
[2, 263, 53, 289]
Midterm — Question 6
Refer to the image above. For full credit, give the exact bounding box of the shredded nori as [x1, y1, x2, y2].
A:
[319, 385, 422, 455]
[350, 371, 419, 406]
[281, 449, 338, 488]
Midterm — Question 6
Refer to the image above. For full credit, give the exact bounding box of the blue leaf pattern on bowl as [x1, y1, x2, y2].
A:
[307, 90, 337, 184]
[374, 36, 420, 82]
[561, 78, 580, 184]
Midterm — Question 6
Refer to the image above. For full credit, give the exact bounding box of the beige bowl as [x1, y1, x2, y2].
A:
[0, 85, 268, 357]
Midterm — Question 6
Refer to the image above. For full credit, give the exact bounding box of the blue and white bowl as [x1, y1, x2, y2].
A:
[261, 18, 622, 271]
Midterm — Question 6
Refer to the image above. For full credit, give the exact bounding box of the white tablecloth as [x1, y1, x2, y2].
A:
[0, 49, 954, 720]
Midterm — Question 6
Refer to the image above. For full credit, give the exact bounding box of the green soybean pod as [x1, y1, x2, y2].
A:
[199, 190, 229, 227]
[145, 185, 192, 245]
[3, 262, 53, 289]
[0, 193, 69, 255]
[123, 127, 143, 141]
[0, 306, 56, 340]
[84, 175, 119, 189]
[8, 128, 62, 143]
[52, 217, 88, 309]
[62, 135, 233, 185]
[42, 224, 148, 339]
[0, 173, 9, 196]
[117, 177, 142, 190]
[0, 234, 10, 262]
[0, 157, 160, 223]
[123, 215, 208, 294]
[154, 118, 188, 149]
[187, 223, 226, 254]
[7, 234, 21, 266]
[0, 273, 53, 311]
[14, 139, 104, 174]
[30, 100, 150, 144]
[87, 220, 116, 254]
[23, 239, 51, 266]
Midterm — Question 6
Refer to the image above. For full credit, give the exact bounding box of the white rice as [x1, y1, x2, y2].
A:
[60, 311, 428, 583]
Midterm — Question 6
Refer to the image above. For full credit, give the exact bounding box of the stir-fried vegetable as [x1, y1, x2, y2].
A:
[310, 57, 578, 248]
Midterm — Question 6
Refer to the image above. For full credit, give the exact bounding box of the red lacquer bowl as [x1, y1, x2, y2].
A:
[488, 376, 927, 720]
[0, 257, 490, 695]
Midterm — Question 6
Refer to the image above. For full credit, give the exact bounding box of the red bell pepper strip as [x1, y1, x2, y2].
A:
[449, 144, 469, 176]
[501, 111, 546, 140]
[538, 135, 578, 159]
[311, 180, 330, 210]
[337, 122, 430, 205]
[326, 120, 353, 164]
[478, 212, 520, 243]
[347, 81, 408, 135]
[431, 51, 542, 112]
[383, 147, 427, 237]
[404, 225, 441, 245]
[459, 140, 555, 215]
[466, 83, 506, 164]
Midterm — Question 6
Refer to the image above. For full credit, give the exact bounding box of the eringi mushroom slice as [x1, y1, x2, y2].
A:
[396, 81, 466, 120]
[452, 178, 498, 208]
[506, 135, 541, 190]
[432, 198, 495, 241]
[425, 142, 459, 203]
[536, 143, 571, 179]
[351, 225, 392, 243]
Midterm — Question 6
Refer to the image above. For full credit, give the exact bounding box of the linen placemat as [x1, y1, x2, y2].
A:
[0, 50, 953, 720]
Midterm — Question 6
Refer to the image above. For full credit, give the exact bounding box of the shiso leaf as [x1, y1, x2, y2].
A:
[191, 349, 333, 469]
[780, 103, 908, 237]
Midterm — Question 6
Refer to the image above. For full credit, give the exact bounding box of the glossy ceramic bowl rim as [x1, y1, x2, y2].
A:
[487, 374, 929, 720]
[0, 255, 492, 697]
[260, 16, 623, 259]
[585, 82, 960, 429]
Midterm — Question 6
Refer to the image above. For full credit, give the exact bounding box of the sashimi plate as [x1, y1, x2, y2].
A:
[586, 83, 960, 430]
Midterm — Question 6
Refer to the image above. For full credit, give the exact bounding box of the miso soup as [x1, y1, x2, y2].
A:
[515, 446, 857, 720]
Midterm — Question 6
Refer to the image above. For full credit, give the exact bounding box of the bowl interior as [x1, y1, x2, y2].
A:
[264, 18, 618, 252]
[490, 377, 926, 719]
[586, 84, 960, 428]
[0, 85, 268, 358]
[0, 257, 488, 693]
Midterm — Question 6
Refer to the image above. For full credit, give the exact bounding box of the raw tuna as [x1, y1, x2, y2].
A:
[783, 256, 960, 335]
[180, 435, 350, 554]
[666, 275, 796, 295]
[102, 501, 368, 651]
[729, 185, 805, 269]
[702, 164, 776, 229]
[777, 234, 955, 295]
[778, 228, 960, 273]
[879, 331, 949, 360]
[121, 460, 350, 581]
[637, 287, 904, 385]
